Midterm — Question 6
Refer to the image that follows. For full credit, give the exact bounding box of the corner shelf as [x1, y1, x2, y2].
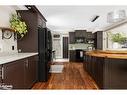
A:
[0, 27, 15, 32]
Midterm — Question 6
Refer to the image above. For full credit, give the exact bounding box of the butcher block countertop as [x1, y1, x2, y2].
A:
[85, 50, 127, 59]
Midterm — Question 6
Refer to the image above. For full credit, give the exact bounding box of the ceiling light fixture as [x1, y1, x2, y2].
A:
[91, 15, 100, 22]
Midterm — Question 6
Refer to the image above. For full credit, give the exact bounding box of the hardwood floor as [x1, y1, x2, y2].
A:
[32, 62, 98, 89]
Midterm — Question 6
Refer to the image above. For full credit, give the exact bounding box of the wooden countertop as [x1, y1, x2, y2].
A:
[85, 50, 127, 59]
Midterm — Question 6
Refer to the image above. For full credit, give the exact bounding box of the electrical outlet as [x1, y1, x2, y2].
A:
[12, 46, 14, 50]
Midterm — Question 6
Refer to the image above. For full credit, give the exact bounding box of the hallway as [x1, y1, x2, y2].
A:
[32, 62, 98, 89]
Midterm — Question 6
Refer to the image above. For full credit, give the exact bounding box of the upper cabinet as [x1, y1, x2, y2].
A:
[38, 15, 46, 27]
[17, 6, 47, 52]
[94, 31, 103, 50]
[86, 32, 95, 39]
[75, 30, 86, 37]
[69, 30, 95, 44]
[69, 32, 75, 44]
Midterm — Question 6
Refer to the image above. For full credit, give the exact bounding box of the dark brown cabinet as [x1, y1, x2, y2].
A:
[69, 50, 76, 62]
[17, 10, 46, 52]
[84, 54, 127, 89]
[86, 32, 94, 39]
[2, 55, 38, 89]
[107, 58, 127, 89]
[84, 54, 108, 89]
[24, 56, 38, 88]
[3, 59, 25, 89]
[69, 32, 75, 44]
[94, 31, 103, 50]
[75, 30, 86, 37]
[0, 65, 2, 83]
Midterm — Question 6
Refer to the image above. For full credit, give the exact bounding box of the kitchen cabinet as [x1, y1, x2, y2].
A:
[0, 65, 2, 83]
[75, 30, 86, 37]
[69, 32, 75, 44]
[95, 57, 104, 89]
[86, 32, 94, 39]
[17, 9, 46, 52]
[94, 31, 103, 50]
[24, 55, 38, 88]
[2, 55, 38, 89]
[83, 54, 108, 89]
[3, 59, 25, 89]
[17, 8, 51, 82]
[84, 54, 127, 89]
[107, 58, 127, 89]
[69, 50, 76, 62]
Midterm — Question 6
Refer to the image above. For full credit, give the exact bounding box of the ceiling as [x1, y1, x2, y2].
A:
[36, 6, 127, 33]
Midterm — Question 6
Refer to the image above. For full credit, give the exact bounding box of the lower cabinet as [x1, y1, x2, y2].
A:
[107, 58, 127, 89]
[69, 50, 76, 62]
[24, 56, 38, 88]
[84, 54, 127, 89]
[84, 54, 108, 89]
[0, 65, 2, 83]
[3, 59, 25, 89]
[2, 55, 38, 89]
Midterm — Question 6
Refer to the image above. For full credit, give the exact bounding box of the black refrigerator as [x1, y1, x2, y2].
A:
[38, 27, 52, 82]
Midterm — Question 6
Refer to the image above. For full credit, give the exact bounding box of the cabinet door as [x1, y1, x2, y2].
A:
[75, 30, 86, 37]
[69, 32, 75, 44]
[3, 59, 25, 89]
[87, 55, 91, 75]
[91, 56, 96, 80]
[108, 58, 127, 89]
[86, 32, 94, 39]
[0, 65, 2, 83]
[38, 15, 46, 28]
[96, 57, 104, 89]
[24, 56, 38, 88]
[69, 50, 76, 62]
[17, 11, 38, 52]
[97, 31, 103, 50]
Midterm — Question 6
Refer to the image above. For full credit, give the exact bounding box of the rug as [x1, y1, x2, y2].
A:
[49, 65, 64, 73]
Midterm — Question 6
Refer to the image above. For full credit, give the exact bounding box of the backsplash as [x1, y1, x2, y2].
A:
[69, 43, 93, 50]
[0, 30, 17, 53]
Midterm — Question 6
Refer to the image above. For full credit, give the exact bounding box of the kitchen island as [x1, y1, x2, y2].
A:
[84, 50, 127, 89]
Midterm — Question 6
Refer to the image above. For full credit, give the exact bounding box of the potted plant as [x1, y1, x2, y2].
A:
[9, 13, 28, 39]
[108, 32, 127, 49]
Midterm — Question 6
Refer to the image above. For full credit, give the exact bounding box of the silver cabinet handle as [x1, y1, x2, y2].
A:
[25, 60, 29, 68]
[2, 67, 4, 80]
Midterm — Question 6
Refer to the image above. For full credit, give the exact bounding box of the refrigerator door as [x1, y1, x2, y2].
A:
[38, 27, 49, 82]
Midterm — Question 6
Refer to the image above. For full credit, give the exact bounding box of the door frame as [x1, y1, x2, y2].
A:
[62, 34, 69, 59]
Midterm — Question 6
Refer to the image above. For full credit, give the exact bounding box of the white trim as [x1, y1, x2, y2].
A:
[103, 17, 127, 32]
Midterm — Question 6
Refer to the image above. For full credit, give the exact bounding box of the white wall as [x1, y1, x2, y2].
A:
[0, 6, 18, 53]
[52, 31, 69, 59]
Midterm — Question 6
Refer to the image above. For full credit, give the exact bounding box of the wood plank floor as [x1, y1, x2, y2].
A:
[32, 62, 98, 89]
